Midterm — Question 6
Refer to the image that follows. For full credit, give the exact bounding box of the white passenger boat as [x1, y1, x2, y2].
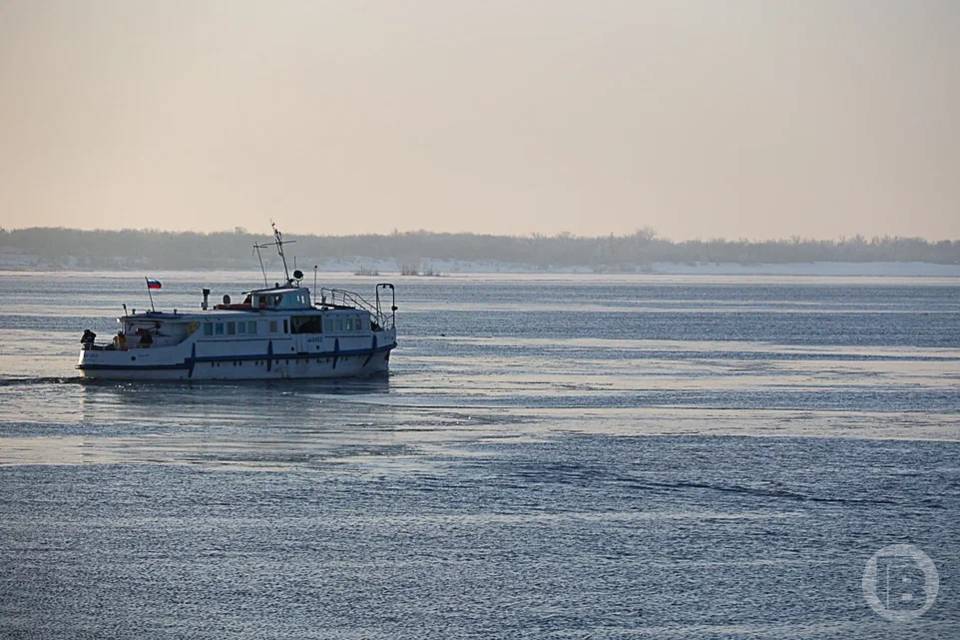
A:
[77, 225, 397, 381]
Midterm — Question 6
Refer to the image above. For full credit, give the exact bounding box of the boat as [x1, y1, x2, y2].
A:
[76, 224, 397, 381]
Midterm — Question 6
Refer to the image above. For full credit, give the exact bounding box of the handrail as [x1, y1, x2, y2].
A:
[375, 283, 396, 328]
[317, 285, 396, 329]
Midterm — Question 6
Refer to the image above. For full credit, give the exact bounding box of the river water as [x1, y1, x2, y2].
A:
[0, 271, 958, 638]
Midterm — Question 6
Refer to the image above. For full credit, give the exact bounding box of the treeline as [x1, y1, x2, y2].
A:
[1, 227, 957, 270]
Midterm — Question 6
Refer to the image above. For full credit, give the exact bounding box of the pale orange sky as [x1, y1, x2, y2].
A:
[0, 0, 957, 240]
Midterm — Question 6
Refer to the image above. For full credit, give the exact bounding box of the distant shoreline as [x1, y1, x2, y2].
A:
[2, 227, 957, 274]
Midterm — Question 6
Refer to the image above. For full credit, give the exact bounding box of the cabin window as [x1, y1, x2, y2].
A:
[324, 318, 333, 333]
[227, 321, 236, 336]
[269, 320, 278, 333]
[215, 323, 224, 336]
[237, 322, 246, 335]
[283, 319, 289, 333]
[291, 316, 323, 334]
[203, 323, 213, 336]
[248, 321, 257, 334]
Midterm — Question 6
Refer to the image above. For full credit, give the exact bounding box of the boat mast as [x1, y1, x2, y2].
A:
[271, 222, 292, 283]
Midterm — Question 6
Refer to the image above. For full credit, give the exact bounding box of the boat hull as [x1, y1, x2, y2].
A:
[78, 338, 396, 381]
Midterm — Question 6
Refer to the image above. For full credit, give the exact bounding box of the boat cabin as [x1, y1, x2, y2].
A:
[249, 286, 313, 311]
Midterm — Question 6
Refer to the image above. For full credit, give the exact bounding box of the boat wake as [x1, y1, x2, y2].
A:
[0, 376, 84, 387]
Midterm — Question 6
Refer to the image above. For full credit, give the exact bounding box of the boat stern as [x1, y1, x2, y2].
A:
[77, 345, 190, 380]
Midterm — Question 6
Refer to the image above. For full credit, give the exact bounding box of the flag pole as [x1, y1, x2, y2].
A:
[145, 277, 155, 312]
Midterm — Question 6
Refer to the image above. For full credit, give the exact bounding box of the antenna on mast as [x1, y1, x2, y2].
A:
[253, 222, 296, 286]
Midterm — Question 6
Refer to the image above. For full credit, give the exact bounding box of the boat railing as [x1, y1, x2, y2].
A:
[318, 284, 396, 329]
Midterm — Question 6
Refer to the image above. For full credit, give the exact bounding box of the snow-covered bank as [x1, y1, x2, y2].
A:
[1, 245, 958, 277]
[646, 261, 960, 277]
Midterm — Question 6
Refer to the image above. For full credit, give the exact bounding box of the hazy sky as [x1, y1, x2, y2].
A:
[1, 1, 957, 239]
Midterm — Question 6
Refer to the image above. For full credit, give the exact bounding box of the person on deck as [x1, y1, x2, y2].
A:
[81, 329, 96, 350]
[136, 328, 153, 348]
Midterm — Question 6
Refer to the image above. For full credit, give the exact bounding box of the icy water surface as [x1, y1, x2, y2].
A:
[0, 271, 958, 639]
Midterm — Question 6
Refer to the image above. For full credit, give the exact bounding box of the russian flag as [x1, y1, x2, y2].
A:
[145, 278, 162, 290]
